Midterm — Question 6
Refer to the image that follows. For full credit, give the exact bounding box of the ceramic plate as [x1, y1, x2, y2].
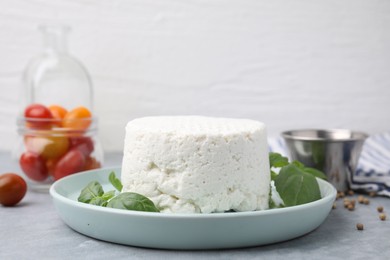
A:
[50, 167, 336, 250]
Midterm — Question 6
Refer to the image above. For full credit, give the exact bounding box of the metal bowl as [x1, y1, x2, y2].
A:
[282, 129, 368, 192]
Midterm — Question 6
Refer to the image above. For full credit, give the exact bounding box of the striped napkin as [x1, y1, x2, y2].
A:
[351, 132, 390, 196]
[268, 132, 390, 197]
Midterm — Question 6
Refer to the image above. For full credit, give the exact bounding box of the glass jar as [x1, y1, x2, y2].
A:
[14, 117, 104, 192]
[13, 24, 103, 191]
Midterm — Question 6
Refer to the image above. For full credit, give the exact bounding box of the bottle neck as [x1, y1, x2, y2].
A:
[39, 24, 70, 54]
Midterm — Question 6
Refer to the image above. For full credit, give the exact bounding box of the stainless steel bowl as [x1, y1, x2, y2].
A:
[282, 129, 368, 192]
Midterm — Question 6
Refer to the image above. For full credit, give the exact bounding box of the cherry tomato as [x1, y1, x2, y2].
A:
[0, 173, 27, 206]
[19, 151, 48, 181]
[63, 106, 92, 130]
[53, 149, 86, 180]
[84, 156, 101, 171]
[24, 135, 69, 160]
[69, 136, 94, 156]
[46, 158, 59, 176]
[48, 105, 68, 127]
[24, 104, 53, 129]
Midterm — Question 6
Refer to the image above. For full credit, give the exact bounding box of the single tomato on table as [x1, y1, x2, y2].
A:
[19, 151, 48, 182]
[48, 105, 68, 127]
[0, 173, 27, 206]
[63, 106, 92, 130]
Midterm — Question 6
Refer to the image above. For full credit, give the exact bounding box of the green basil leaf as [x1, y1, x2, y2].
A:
[101, 190, 116, 201]
[89, 197, 108, 206]
[283, 156, 327, 180]
[78, 181, 104, 203]
[269, 152, 289, 168]
[271, 170, 278, 181]
[268, 198, 277, 209]
[274, 164, 321, 207]
[109, 171, 123, 192]
[303, 167, 327, 180]
[291, 160, 305, 169]
[106, 192, 160, 212]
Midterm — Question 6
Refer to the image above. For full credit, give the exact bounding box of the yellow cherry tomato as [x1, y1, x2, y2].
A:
[24, 135, 70, 160]
[63, 106, 92, 130]
[48, 105, 68, 127]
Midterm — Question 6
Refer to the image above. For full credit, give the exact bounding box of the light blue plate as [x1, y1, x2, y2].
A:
[50, 167, 336, 250]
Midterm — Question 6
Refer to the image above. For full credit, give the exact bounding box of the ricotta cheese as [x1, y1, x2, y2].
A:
[121, 116, 270, 213]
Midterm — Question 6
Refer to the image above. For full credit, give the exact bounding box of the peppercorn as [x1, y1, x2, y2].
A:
[363, 198, 370, 205]
[356, 223, 364, 230]
[337, 191, 345, 199]
[343, 199, 350, 208]
[358, 195, 364, 204]
[347, 204, 355, 211]
[379, 213, 386, 221]
[369, 191, 376, 197]
[332, 202, 337, 209]
[377, 206, 384, 213]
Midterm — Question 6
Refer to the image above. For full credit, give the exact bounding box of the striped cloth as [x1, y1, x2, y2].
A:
[268, 132, 390, 197]
[352, 132, 390, 196]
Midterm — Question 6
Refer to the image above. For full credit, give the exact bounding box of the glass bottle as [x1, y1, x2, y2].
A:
[23, 24, 93, 110]
[13, 24, 103, 192]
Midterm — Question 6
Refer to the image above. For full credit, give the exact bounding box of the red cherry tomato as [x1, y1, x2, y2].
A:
[0, 173, 27, 206]
[46, 158, 59, 176]
[84, 156, 102, 171]
[53, 149, 86, 180]
[24, 104, 53, 129]
[19, 152, 48, 181]
[69, 136, 94, 156]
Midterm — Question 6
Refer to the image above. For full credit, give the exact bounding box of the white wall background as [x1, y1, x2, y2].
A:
[1, 0, 389, 152]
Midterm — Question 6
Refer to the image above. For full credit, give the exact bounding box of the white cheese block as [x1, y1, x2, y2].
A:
[121, 116, 270, 213]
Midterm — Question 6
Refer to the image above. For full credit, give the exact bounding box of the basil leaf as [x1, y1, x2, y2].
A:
[78, 181, 104, 203]
[90, 197, 108, 206]
[106, 192, 160, 212]
[269, 152, 289, 168]
[270, 170, 278, 181]
[274, 164, 321, 207]
[303, 167, 327, 180]
[101, 190, 116, 201]
[268, 198, 277, 209]
[291, 160, 305, 169]
[109, 171, 123, 192]
[291, 160, 327, 180]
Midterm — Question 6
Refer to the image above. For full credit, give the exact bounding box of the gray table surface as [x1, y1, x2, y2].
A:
[1, 151, 389, 260]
